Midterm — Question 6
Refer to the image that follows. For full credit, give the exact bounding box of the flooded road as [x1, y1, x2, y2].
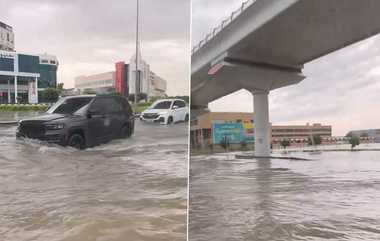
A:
[190, 151, 380, 241]
[0, 120, 188, 241]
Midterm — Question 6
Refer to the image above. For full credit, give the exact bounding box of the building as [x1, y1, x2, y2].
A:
[74, 58, 167, 99]
[190, 112, 332, 148]
[127, 52, 167, 98]
[272, 123, 332, 142]
[148, 71, 167, 97]
[346, 129, 380, 143]
[191, 112, 257, 147]
[0, 50, 58, 103]
[0, 21, 58, 104]
[75, 71, 116, 94]
[0, 21, 14, 51]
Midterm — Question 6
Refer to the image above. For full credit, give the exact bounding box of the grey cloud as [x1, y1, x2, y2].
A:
[0, 0, 190, 95]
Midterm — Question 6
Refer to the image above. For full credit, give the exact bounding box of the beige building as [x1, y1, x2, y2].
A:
[272, 123, 332, 141]
[75, 71, 115, 92]
[149, 72, 167, 97]
[190, 112, 332, 148]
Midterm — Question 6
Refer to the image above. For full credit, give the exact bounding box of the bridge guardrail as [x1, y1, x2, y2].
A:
[192, 0, 256, 55]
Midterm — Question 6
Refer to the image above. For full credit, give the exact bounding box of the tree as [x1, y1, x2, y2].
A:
[82, 89, 97, 95]
[138, 93, 148, 102]
[57, 83, 64, 91]
[349, 136, 360, 150]
[41, 88, 60, 103]
[308, 135, 322, 146]
[280, 139, 290, 149]
[149, 96, 162, 103]
[128, 93, 148, 102]
[172, 96, 189, 103]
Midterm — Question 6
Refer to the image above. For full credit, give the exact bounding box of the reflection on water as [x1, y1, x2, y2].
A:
[0, 111, 43, 122]
[0, 121, 187, 241]
[189, 151, 380, 241]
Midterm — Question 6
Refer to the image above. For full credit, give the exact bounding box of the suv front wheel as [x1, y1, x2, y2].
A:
[167, 116, 173, 125]
[68, 133, 86, 149]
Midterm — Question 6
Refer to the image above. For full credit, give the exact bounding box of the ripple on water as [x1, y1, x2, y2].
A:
[189, 151, 380, 241]
[0, 122, 187, 241]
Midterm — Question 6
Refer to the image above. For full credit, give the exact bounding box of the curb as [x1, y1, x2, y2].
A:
[0, 121, 18, 126]
[235, 154, 312, 161]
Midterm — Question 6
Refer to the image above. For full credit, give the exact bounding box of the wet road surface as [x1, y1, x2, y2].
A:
[189, 151, 380, 241]
[0, 120, 188, 241]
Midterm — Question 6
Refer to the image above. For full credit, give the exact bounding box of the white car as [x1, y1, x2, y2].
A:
[140, 99, 189, 124]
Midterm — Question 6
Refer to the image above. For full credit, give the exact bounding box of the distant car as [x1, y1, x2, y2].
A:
[140, 99, 189, 124]
[16, 95, 135, 149]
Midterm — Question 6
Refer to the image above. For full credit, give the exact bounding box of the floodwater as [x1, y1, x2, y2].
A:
[189, 151, 380, 241]
[0, 111, 43, 122]
[0, 120, 188, 241]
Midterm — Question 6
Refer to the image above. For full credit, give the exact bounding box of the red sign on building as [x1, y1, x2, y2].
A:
[115, 61, 127, 96]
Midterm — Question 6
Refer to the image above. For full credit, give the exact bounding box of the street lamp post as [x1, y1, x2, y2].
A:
[134, 0, 140, 105]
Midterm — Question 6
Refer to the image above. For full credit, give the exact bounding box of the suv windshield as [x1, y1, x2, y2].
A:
[47, 97, 93, 114]
[152, 101, 172, 109]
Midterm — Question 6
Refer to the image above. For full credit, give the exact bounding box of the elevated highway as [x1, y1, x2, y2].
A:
[191, 0, 380, 156]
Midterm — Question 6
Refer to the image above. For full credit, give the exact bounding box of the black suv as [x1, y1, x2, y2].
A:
[16, 95, 135, 149]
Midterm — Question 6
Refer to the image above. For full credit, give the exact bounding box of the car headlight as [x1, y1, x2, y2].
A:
[158, 112, 168, 115]
[45, 123, 65, 130]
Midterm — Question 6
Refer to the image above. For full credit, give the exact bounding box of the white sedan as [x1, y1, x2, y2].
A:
[140, 99, 189, 124]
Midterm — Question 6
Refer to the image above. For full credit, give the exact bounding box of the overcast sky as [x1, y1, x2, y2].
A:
[0, 0, 190, 96]
[192, 0, 380, 136]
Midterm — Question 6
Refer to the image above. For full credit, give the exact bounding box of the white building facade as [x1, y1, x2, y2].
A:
[0, 21, 58, 104]
[0, 50, 58, 104]
[128, 52, 166, 97]
[0, 21, 15, 51]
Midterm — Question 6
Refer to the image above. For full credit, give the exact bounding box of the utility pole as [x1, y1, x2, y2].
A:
[134, 0, 140, 105]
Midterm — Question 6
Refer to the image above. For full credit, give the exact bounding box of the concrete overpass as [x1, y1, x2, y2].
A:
[191, 0, 380, 156]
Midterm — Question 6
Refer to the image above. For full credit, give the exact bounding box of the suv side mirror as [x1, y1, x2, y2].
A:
[172, 105, 179, 110]
[87, 109, 101, 118]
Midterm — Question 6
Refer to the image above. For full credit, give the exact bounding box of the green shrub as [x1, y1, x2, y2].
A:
[349, 136, 360, 150]
[41, 88, 60, 102]
[308, 135, 322, 146]
[0, 104, 49, 112]
[280, 139, 290, 149]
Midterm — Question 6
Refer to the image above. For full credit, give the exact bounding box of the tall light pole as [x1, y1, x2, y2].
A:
[134, 0, 140, 104]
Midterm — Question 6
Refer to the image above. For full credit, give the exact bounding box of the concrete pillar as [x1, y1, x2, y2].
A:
[14, 76, 18, 104]
[35, 77, 38, 103]
[253, 90, 270, 156]
[7, 78, 11, 104]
